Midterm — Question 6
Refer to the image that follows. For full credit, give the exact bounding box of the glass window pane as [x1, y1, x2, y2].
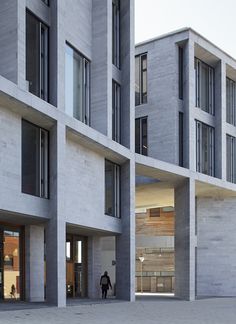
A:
[65, 44, 90, 124]
[141, 118, 147, 155]
[200, 64, 209, 112]
[135, 119, 140, 153]
[26, 12, 40, 97]
[105, 160, 114, 216]
[3, 230, 20, 300]
[22, 121, 40, 196]
[135, 57, 140, 106]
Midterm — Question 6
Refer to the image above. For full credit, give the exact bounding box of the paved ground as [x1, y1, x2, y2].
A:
[0, 296, 236, 324]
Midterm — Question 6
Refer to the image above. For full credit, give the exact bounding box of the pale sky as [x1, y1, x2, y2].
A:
[135, 0, 236, 58]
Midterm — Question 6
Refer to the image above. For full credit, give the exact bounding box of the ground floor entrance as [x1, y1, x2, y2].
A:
[66, 234, 87, 298]
[0, 224, 23, 300]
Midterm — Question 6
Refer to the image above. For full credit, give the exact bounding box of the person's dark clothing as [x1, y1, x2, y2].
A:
[100, 274, 112, 299]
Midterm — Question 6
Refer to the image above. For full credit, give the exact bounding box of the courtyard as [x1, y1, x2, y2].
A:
[0, 296, 235, 324]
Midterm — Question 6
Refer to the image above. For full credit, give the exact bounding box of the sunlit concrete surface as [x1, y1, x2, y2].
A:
[0, 297, 236, 324]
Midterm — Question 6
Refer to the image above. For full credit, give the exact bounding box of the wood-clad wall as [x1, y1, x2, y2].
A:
[136, 207, 175, 236]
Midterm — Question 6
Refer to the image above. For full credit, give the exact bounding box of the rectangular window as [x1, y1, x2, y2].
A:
[195, 58, 214, 114]
[196, 120, 215, 176]
[105, 160, 120, 218]
[26, 11, 49, 101]
[41, 0, 49, 5]
[135, 117, 148, 155]
[112, 81, 121, 143]
[226, 134, 236, 183]
[179, 112, 184, 166]
[226, 77, 236, 126]
[179, 47, 184, 100]
[65, 44, 90, 125]
[22, 120, 49, 198]
[135, 53, 147, 106]
[112, 0, 120, 68]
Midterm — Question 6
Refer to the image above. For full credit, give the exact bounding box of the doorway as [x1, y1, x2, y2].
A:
[66, 235, 87, 298]
[0, 225, 23, 300]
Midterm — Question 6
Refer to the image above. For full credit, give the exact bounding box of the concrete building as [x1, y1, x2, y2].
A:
[0, 0, 135, 306]
[135, 28, 236, 300]
[0, 0, 236, 308]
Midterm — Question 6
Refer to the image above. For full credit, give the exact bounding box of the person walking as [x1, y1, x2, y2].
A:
[100, 271, 112, 299]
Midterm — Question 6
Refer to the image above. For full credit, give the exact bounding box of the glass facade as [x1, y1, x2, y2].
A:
[135, 53, 147, 106]
[135, 117, 148, 155]
[105, 160, 120, 218]
[26, 11, 48, 101]
[65, 44, 90, 124]
[195, 58, 214, 114]
[22, 120, 49, 198]
[196, 120, 215, 176]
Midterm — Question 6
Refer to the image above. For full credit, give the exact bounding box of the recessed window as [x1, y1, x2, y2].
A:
[196, 120, 215, 176]
[179, 112, 184, 167]
[226, 134, 236, 183]
[135, 53, 147, 106]
[105, 160, 120, 218]
[112, 80, 121, 143]
[195, 58, 214, 115]
[26, 11, 49, 101]
[22, 120, 49, 198]
[41, 0, 49, 5]
[135, 117, 148, 156]
[112, 0, 120, 68]
[65, 44, 90, 125]
[179, 47, 184, 100]
[226, 77, 236, 126]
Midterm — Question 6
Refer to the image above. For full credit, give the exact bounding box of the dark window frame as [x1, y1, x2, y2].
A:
[22, 119, 49, 199]
[179, 112, 184, 166]
[135, 53, 147, 106]
[135, 116, 148, 156]
[41, 0, 49, 6]
[65, 42, 91, 125]
[226, 77, 236, 126]
[112, 0, 120, 68]
[226, 134, 236, 183]
[178, 47, 184, 100]
[26, 10, 49, 102]
[105, 160, 120, 218]
[195, 57, 215, 115]
[112, 80, 121, 143]
[196, 120, 215, 176]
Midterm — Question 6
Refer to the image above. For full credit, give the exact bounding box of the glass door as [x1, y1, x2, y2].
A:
[0, 230, 3, 299]
[66, 235, 87, 298]
[3, 228, 21, 300]
[74, 239, 82, 297]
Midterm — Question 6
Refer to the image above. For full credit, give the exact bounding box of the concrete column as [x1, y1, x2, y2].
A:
[184, 37, 195, 170]
[215, 60, 225, 180]
[87, 236, 102, 299]
[120, 0, 135, 150]
[175, 178, 196, 300]
[46, 122, 66, 307]
[116, 160, 135, 301]
[25, 225, 45, 302]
